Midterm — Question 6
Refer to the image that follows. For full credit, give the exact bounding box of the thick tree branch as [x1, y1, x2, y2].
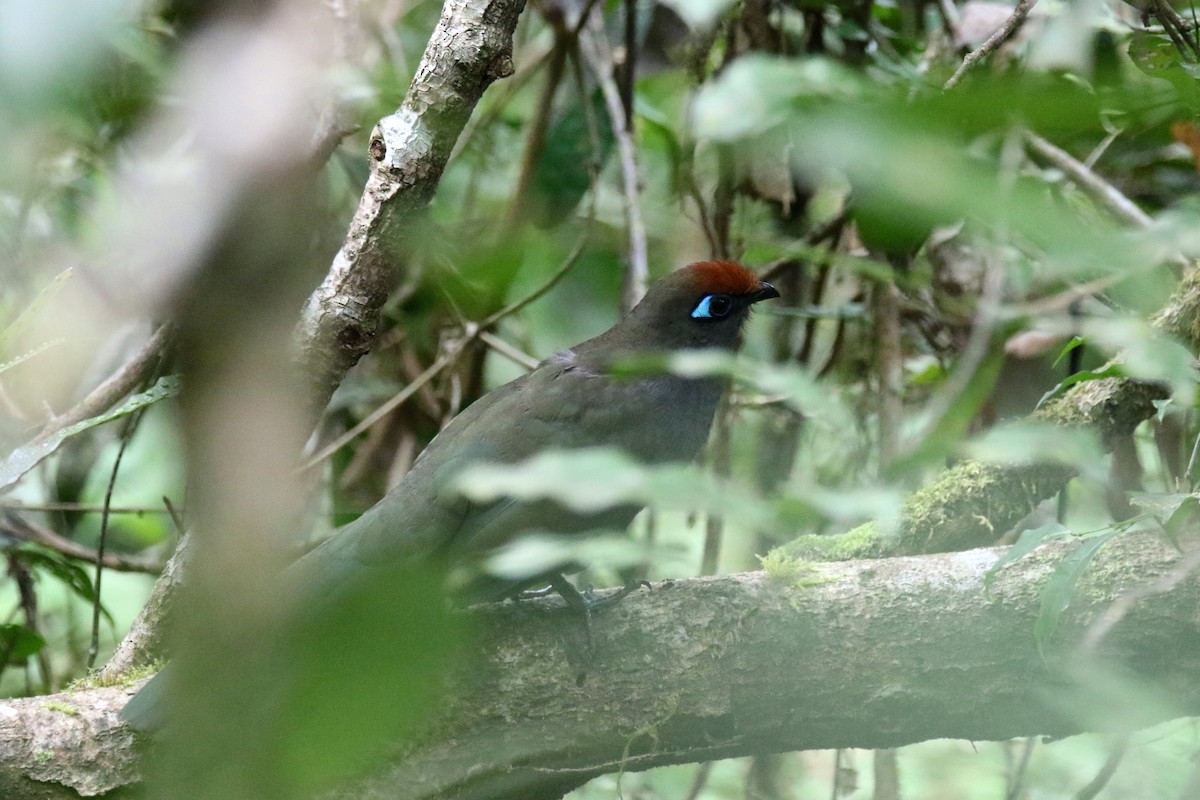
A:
[2, 530, 1198, 798]
[294, 0, 527, 418]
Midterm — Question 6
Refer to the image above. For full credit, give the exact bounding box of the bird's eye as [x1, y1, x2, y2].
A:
[691, 294, 734, 319]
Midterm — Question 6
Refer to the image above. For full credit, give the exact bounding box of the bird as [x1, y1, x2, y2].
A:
[121, 259, 777, 730]
[295, 260, 778, 599]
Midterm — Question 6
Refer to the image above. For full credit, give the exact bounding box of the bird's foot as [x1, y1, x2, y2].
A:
[550, 577, 651, 685]
[548, 575, 594, 684]
[581, 579, 651, 610]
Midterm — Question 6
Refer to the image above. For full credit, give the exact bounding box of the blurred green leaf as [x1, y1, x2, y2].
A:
[157, 561, 463, 798]
[0, 0, 134, 102]
[692, 56, 864, 141]
[9, 544, 114, 626]
[484, 532, 656, 581]
[1142, 494, 1200, 551]
[893, 344, 1006, 475]
[456, 446, 774, 528]
[528, 88, 609, 229]
[1051, 336, 1086, 368]
[0, 624, 46, 669]
[1082, 318, 1198, 404]
[985, 520, 1072, 589]
[963, 421, 1106, 481]
[1036, 363, 1124, 409]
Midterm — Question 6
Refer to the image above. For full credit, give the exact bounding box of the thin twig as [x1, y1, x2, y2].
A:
[482, 220, 594, 328]
[503, 27, 572, 231]
[1023, 132, 1153, 228]
[1072, 735, 1130, 800]
[447, 43, 555, 167]
[0, 515, 166, 573]
[873, 276, 903, 469]
[1150, 0, 1200, 61]
[1083, 127, 1123, 170]
[580, 10, 648, 312]
[302, 348, 460, 470]
[760, 208, 848, 282]
[711, 145, 736, 260]
[700, 395, 732, 576]
[39, 324, 171, 438]
[478, 330, 540, 370]
[8, 556, 52, 693]
[162, 495, 185, 535]
[902, 251, 1004, 459]
[619, 0, 637, 133]
[88, 405, 143, 669]
[1009, 273, 1127, 316]
[307, 178, 600, 470]
[830, 749, 848, 800]
[872, 749, 900, 800]
[943, 0, 1040, 90]
[1004, 737, 1036, 800]
[681, 762, 713, 800]
[1187, 427, 1200, 486]
[1, 502, 177, 515]
[938, 0, 960, 33]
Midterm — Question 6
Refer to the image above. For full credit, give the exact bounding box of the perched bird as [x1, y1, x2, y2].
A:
[122, 260, 777, 730]
[299, 260, 778, 595]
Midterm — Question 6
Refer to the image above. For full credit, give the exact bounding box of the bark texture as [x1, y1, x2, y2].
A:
[2, 531, 1198, 799]
[294, 0, 526, 416]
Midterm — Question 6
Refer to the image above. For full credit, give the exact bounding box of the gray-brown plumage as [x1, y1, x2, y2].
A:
[122, 261, 776, 733]
[301, 260, 778, 594]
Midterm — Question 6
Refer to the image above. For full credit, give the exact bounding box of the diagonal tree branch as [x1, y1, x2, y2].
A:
[294, 0, 528, 419]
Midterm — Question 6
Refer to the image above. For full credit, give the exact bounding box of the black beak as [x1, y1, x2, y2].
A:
[752, 281, 780, 303]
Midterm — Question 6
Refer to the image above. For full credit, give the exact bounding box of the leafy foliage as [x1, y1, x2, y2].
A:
[3, 0, 1200, 796]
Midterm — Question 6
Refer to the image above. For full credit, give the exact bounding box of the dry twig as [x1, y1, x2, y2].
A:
[1024, 132, 1152, 228]
[943, 0, 1040, 90]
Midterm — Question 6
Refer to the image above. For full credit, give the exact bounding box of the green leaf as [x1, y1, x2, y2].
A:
[455, 447, 775, 529]
[528, 87, 610, 229]
[1034, 530, 1119, 658]
[984, 521, 1071, 589]
[0, 624, 46, 665]
[11, 544, 115, 626]
[1035, 363, 1124, 409]
[1161, 494, 1199, 551]
[1051, 336, 1085, 368]
[0, 373, 180, 491]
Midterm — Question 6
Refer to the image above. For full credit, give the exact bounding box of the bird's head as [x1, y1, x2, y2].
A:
[621, 260, 779, 352]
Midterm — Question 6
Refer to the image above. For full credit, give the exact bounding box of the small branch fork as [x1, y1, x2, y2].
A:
[943, 0, 1040, 90]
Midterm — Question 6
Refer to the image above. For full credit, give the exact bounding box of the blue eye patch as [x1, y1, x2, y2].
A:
[691, 294, 733, 319]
